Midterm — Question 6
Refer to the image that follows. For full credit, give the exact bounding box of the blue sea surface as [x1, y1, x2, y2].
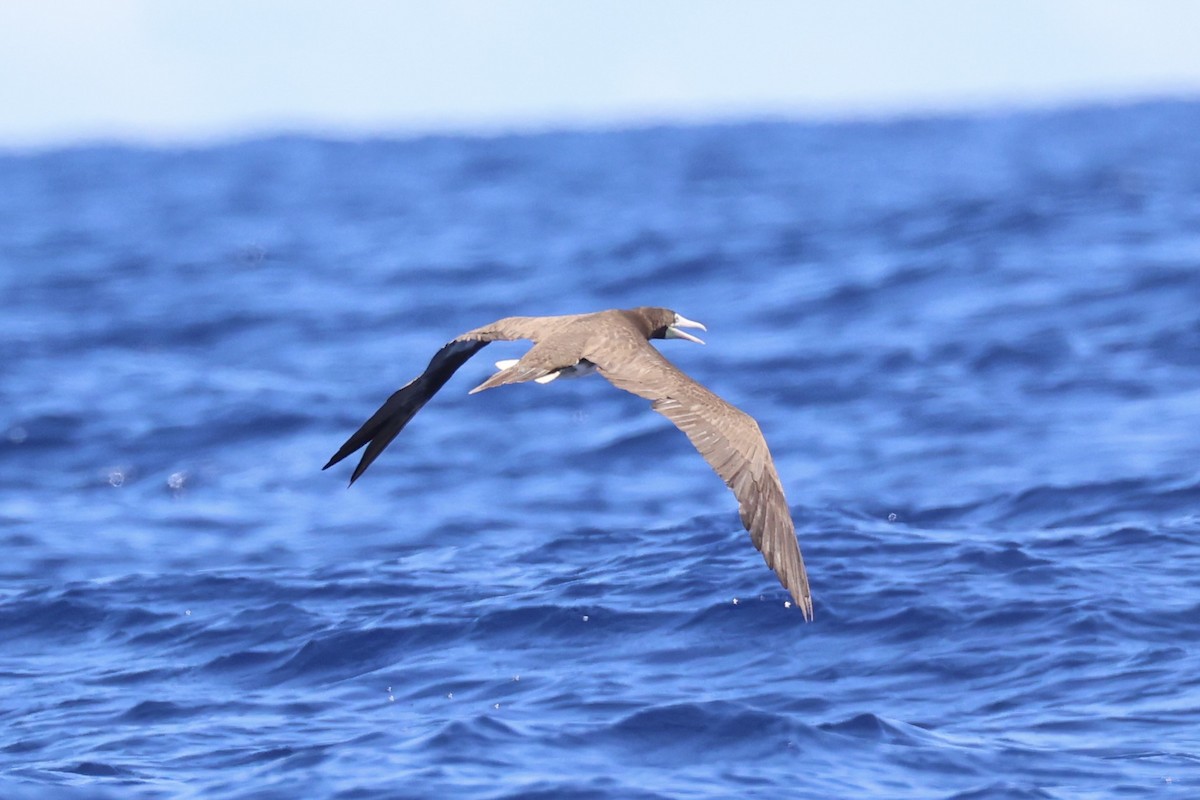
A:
[2, 100, 1199, 799]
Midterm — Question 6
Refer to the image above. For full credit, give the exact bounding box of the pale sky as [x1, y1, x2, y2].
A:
[2, 0, 1199, 146]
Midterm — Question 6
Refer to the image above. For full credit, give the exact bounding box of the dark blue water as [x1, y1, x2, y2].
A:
[3, 100, 1200, 799]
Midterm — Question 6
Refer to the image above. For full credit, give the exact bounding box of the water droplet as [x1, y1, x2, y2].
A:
[732, 598, 739, 605]
[167, 471, 187, 490]
[784, 601, 792, 608]
[887, 512, 897, 522]
[108, 470, 125, 487]
[512, 675, 520, 682]
[388, 695, 395, 703]
[582, 615, 589, 622]
[493, 703, 500, 710]
[184, 609, 192, 616]
[447, 692, 453, 699]
[6, 425, 27, 444]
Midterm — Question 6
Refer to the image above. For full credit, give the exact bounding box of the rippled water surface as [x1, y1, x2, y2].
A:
[3, 101, 1200, 799]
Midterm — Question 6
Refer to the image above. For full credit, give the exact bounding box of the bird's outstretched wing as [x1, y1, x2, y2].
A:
[323, 315, 583, 484]
[322, 338, 487, 483]
[589, 340, 813, 619]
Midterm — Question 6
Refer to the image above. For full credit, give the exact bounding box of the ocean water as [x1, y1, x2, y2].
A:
[2, 100, 1199, 799]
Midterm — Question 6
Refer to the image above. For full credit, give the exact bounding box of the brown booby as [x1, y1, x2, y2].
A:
[324, 307, 813, 619]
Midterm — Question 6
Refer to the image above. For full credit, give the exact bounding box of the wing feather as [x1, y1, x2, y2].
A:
[457, 313, 587, 344]
[324, 316, 568, 483]
[591, 340, 813, 619]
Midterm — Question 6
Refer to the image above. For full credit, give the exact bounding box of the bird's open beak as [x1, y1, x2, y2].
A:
[666, 313, 707, 345]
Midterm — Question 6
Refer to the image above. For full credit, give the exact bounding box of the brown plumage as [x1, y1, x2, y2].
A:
[324, 307, 813, 619]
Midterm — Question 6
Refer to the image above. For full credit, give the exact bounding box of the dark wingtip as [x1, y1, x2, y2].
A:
[787, 588, 814, 621]
[323, 338, 490, 488]
[323, 436, 363, 472]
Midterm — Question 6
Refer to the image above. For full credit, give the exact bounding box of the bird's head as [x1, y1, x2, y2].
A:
[635, 307, 707, 345]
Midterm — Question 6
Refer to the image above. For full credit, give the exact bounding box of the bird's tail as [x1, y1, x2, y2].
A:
[468, 359, 559, 394]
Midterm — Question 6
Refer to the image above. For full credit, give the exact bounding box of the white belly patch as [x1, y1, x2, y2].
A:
[494, 359, 598, 384]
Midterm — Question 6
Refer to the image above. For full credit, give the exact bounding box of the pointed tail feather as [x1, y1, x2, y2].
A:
[468, 363, 554, 394]
[324, 338, 488, 484]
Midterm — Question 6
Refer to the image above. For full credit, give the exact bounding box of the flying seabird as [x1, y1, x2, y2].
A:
[324, 307, 813, 619]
